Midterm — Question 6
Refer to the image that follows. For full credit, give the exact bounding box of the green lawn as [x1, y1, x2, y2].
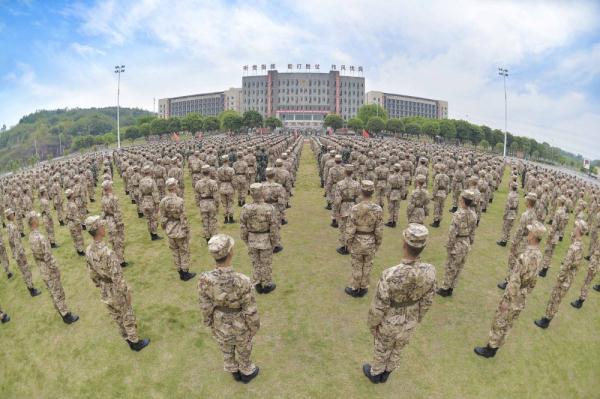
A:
[0, 142, 598, 398]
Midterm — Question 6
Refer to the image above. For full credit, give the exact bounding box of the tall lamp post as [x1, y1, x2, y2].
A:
[498, 67, 509, 157]
[114, 65, 125, 148]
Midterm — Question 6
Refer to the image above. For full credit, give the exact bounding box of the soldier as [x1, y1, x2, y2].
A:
[534, 219, 587, 329]
[27, 212, 79, 324]
[406, 175, 430, 225]
[39, 186, 58, 248]
[430, 164, 449, 228]
[101, 180, 127, 267]
[6, 209, 40, 296]
[84, 215, 150, 351]
[363, 223, 435, 383]
[333, 164, 360, 255]
[244, 149, 257, 184]
[232, 151, 249, 207]
[414, 157, 429, 187]
[345, 180, 383, 298]
[374, 157, 389, 208]
[50, 175, 65, 226]
[384, 163, 404, 228]
[538, 195, 568, 277]
[571, 225, 600, 309]
[262, 168, 285, 253]
[274, 158, 292, 210]
[474, 221, 546, 358]
[240, 184, 278, 294]
[139, 165, 162, 241]
[497, 183, 520, 246]
[193, 165, 219, 243]
[256, 147, 268, 182]
[0, 307, 9, 324]
[167, 157, 185, 198]
[0, 228, 12, 279]
[198, 234, 260, 383]
[498, 193, 537, 290]
[65, 189, 85, 256]
[188, 150, 204, 187]
[325, 155, 344, 212]
[217, 156, 235, 224]
[437, 190, 477, 297]
[154, 158, 167, 199]
[159, 178, 196, 281]
[450, 161, 465, 213]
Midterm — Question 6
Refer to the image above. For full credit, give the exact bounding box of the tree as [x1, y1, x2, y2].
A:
[167, 117, 181, 133]
[421, 120, 440, 137]
[439, 119, 456, 140]
[468, 124, 483, 144]
[366, 117, 385, 135]
[324, 114, 344, 130]
[204, 116, 221, 132]
[183, 113, 203, 133]
[454, 120, 471, 141]
[150, 118, 169, 136]
[405, 122, 422, 136]
[242, 110, 263, 130]
[264, 116, 283, 130]
[347, 117, 364, 133]
[479, 139, 490, 150]
[357, 104, 388, 124]
[1, 124, 6, 132]
[221, 111, 244, 132]
[494, 142, 504, 154]
[139, 122, 151, 138]
[385, 118, 404, 134]
[124, 126, 141, 142]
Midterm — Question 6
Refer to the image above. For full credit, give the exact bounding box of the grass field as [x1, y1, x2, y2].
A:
[0, 142, 598, 399]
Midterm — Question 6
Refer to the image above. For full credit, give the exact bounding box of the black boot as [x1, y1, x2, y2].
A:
[29, 287, 41, 297]
[231, 371, 242, 381]
[325, 203, 332, 210]
[534, 317, 551, 329]
[50, 243, 59, 248]
[120, 261, 129, 268]
[385, 221, 396, 228]
[59, 221, 65, 226]
[570, 298, 584, 309]
[449, 207, 457, 213]
[436, 287, 453, 297]
[474, 345, 498, 358]
[179, 270, 196, 281]
[255, 284, 264, 294]
[281, 219, 288, 225]
[261, 284, 276, 294]
[90, 199, 95, 203]
[336, 246, 349, 255]
[81, 224, 86, 231]
[547, 219, 553, 225]
[538, 268, 548, 277]
[594, 284, 600, 292]
[62, 312, 80, 324]
[344, 287, 359, 297]
[496, 240, 507, 247]
[559, 236, 563, 242]
[224, 217, 229, 224]
[356, 288, 368, 297]
[273, 245, 283, 254]
[1, 313, 10, 323]
[497, 281, 507, 290]
[229, 216, 235, 224]
[138, 212, 144, 218]
[239, 367, 260, 384]
[77, 250, 85, 256]
[584, 255, 591, 261]
[330, 219, 338, 228]
[20, 232, 25, 238]
[489, 198, 493, 204]
[150, 233, 162, 241]
[430, 220, 440, 228]
[127, 338, 150, 352]
[379, 370, 392, 383]
[482, 208, 487, 213]
[7, 272, 13, 279]
[362, 364, 382, 384]
[131, 199, 136, 204]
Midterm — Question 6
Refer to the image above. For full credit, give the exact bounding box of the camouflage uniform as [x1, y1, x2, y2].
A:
[500, 187, 519, 243]
[199, 234, 260, 377]
[256, 149, 268, 182]
[39, 190, 56, 246]
[326, 157, 345, 209]
[366, 224, 435, 379]
[386, 164, 404, 226]
[139, 168, 160, 237]
[65, 192, 85, 254]
[50, 177, 65, 224]
[346, 181, 383, 292]
[374, 159, 389, 209]
[505, 195, 537, 280]
[6, 215, 34, 290]
[217, 157, 235, 222]
[577, 238, 600, 303]
[406, 175, 430, 225]
[431, 167, 449, 225]
[540, 201, 568, 273]
[451, 163, 465, 209]
[333, 166, 360, 250]
[194, 167, 220, 241]
[0, 230, 11, 276]
[240, 184, 278, 290]
[232, 153, 249, 206]
[160, 181, 191, 274]
[262, 169, 286, 248]
[101, 181, 126, 265]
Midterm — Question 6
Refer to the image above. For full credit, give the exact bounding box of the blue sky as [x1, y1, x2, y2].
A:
[1, 0, 599, 158]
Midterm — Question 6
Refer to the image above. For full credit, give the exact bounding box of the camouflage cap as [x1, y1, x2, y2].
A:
[141, 165, 152, 174]
[208, 234, 235, 260]
[101, 180, 113, 190]
[461, 189, 475, 201]
[361, 180, 375, 192]
[415, 174, 426, 184]
[65, 189, 74, 197]
[403, 223, 429, 248]
[525, 192, 537, 202]
[344, 164, 355, 172]
[221, 155, 228, 161]
[575, 219, 589, 234]
[26, 211, 41, 225]
[468, 176, 479, 184]
[335, 155, 342, 161]
[85, 215, 105, 232]
[249, 183, 263, 197]
[510, 182, 518, 189]
[266, 167, 275, 177]
[201, 164, 210, 172]
[393, 163, 401, 171]
[557, 195, 567, 204]
[526, 221, 547, 239]
[275, 159, 283, 166]
[39, 185, 47, 193]
[165, 178, 178, 189]
[4, 208, 14, 217]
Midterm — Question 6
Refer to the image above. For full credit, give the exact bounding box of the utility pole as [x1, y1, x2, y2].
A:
[498, 67, 509, 157]
[115, 65, 125, 148]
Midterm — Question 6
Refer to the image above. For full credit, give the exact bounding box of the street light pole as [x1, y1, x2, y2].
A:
[498, 67, 509, 157]
[114, 65, 125, 149]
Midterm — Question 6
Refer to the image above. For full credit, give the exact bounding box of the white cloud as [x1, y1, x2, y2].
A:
[70, 42, 106, 57]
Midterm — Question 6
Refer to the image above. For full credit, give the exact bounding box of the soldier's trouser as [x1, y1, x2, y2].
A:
[248, 171, 256, 184]
[168, 236, 190, 272]
[200, 211, 218, 239]
[588, 230, 598, 257]
[218, 336, 256, 375]
[433, 196, 445, 222]
[452, 189, 460, 208]
[68, 221, 84, 252]
[350, 252, 374, 289]
[234, 177, 248, 203]
[106, 292, 139, 342]
[88, 185, 95, 202]
[441, 240, 471, 290]
[248, 247, 273, 285]
[16, 216, 24, 235]
[488, 294, 524, 348]
[388, 200, 400, 223]
[14, 250, 33, 289]
[41, 268, 69, 316]
[338, 216, 349, 247]
[370, 327, 415, 375]
[541, 241, 557, 270]
[157, 183, 165, 199]
[0, 246, 10, 274]
[220, 193, 233, 217]
[142, 206, 158, 235]
[43, 214, 55, 244]
[579, 257, 599, 301]
[501, 217, 515, 242]
[376, 187, 386, 208]
[545, 268, 577, 320]
[54, 202, 65, 223]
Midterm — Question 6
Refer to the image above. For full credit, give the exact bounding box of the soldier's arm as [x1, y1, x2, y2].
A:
[367, 277, 390, 334]
[417, 282, 435, 323]
[268, 206, 277, 246]
[374, 209, 384, 248]
[240, 211, 249, 243]
[159, 200, 167, 230]
[346, 209, 357, 247]
[198, 278, 215, 328]
[241, 280, 260, 336]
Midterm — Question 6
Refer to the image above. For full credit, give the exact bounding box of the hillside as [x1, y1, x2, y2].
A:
[0, 107, 152, 171]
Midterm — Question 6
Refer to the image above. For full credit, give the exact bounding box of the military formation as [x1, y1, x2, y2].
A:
[0, 131, 599, 387]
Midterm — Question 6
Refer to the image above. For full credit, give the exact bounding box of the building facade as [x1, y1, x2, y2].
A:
[366, 91, 448, 120]
[242, 69, 365, 129]
[158, 88, 242, 119]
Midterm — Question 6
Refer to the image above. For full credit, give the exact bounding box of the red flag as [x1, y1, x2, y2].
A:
[362, 129, 370, 138]
[172, 132, 180, 142]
